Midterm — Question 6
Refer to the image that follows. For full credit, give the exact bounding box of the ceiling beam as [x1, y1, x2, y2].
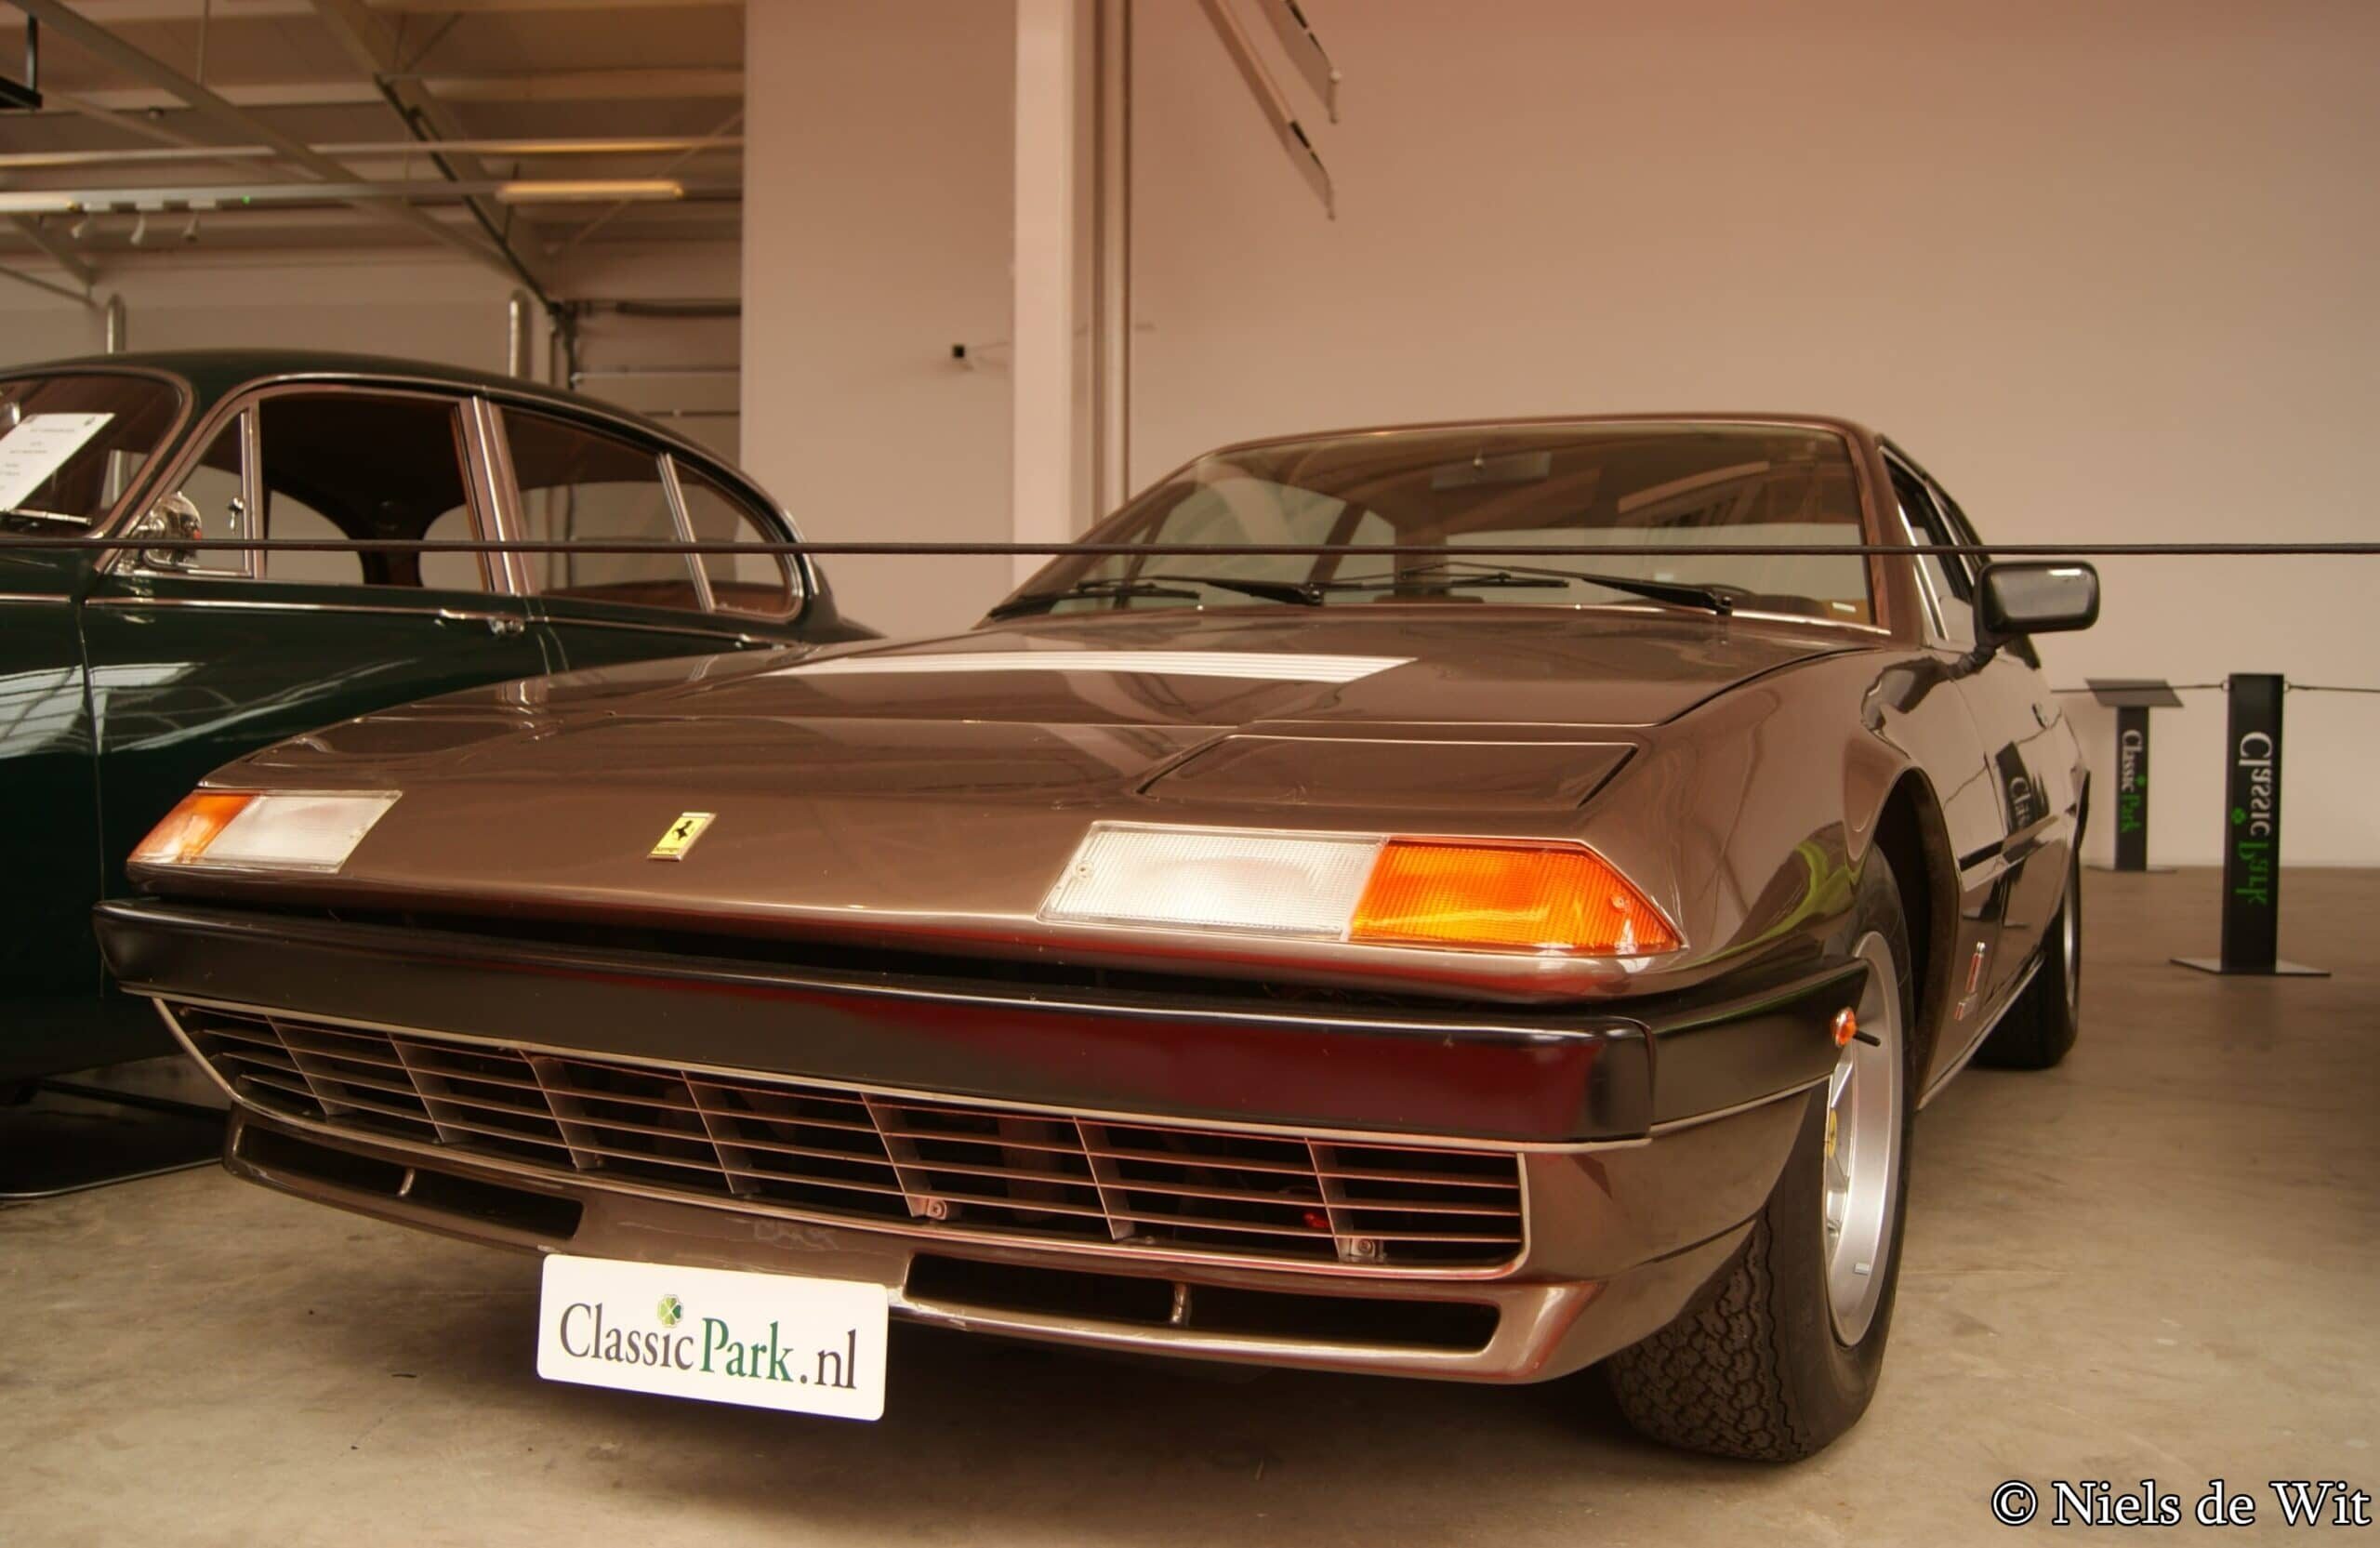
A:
[0, 259, 94, 306]
[0, 178, 694, 212]
[0, 136, 744, 171]
[57, 68, 743, 112]
[10, 0, 520, 281]
[308, 0, 548, 297]
[70, 0, 734, 19]
[7, 213, 98, 285]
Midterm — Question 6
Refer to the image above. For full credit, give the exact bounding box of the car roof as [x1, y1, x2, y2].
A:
[9, 349, 782, 515]
[1202, 411, 1881, 458]
[14, 348, 607, 418]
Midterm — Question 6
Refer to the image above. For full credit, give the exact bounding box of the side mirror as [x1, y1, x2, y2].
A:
[127, 493, 205, 573]
[1976, 562, 2098, 651]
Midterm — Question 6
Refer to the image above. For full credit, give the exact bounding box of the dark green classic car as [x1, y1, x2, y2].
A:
[1, 351, 870, 1086]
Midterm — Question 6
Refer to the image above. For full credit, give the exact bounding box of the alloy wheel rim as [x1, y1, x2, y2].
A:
[1822, 931, 1904, 1345]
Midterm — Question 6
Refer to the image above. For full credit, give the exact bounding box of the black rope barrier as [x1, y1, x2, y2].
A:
[2056, 681, 2380, 697]
[7, 536, 2380, 558]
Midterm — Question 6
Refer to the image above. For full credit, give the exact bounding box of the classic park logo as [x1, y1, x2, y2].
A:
[551, 1291, 863, 1392]
[2117, 723, 2146, 840]
[2231, 730, 2278, 906]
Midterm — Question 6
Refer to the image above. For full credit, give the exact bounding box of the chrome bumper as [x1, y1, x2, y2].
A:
[202, 1055, 1801, 1383]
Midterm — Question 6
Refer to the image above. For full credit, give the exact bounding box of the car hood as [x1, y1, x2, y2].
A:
[172, 609, 1866, 995]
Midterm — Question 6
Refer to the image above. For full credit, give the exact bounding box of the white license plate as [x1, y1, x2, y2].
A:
[536, 1253, 889, 1421]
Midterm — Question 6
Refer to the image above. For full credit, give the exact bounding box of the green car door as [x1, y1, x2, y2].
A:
[78, 384, 552, 959]
[0, 549, 118, 1083]
[2, 367, 190, 1082]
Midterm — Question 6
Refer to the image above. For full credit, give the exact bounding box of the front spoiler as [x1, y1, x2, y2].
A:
[94, 898, 1858, 1144]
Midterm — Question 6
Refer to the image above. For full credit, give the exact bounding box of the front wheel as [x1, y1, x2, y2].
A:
[1603, 852, 1919, 1462]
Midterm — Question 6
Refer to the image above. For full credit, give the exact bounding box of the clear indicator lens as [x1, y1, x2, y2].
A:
[134, 790, 399, 872]
[204, 793, 399, 871]
[1041, 826, 1382, 938]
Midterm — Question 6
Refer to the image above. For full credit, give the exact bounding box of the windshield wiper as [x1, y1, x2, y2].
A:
[986, 573, 1321, 619]
[1321, 559, 1739, 615]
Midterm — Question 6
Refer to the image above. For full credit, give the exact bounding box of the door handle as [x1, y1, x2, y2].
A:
[433, 608, 527, 638]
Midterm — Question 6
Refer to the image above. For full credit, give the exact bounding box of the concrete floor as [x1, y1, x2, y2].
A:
[4, 868, 2373, 1546]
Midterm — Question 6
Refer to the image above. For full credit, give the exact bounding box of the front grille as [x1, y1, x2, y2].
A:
[171, 1001, 1525, 1272]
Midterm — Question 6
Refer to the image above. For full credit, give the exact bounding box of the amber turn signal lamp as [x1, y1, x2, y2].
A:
[130, 791, 255, 867]
[1348, 840, 1681, 955]
[1831, 1008, 1858, 1047]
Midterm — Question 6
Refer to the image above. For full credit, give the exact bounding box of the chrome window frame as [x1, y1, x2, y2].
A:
[1881, 449, 1975, 653]
[85, 367, 813, 627]
[104, 379, 505, 597]
[661, 450, 804, 621]
[481, 399, 805, 627]
[147, 404, 262, 582]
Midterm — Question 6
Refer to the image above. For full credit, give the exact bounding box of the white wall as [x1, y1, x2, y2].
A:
[739, 0, 1016, 641]
[1124, 0, 2380, 867]
[32, 5, 2355, 864]
[742, 0, 2378, 865]
[0, 252, 532, 374]
[0, 240, 742, 439]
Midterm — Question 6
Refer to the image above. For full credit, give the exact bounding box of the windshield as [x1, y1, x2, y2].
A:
[0, 372, 184, 535]
[998, 423, 1875, 625]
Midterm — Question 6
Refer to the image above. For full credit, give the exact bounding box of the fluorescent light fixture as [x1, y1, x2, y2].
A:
[0, 179, 685, 217]
[132, 790, 399, 873]
[494, 179, 683, 205]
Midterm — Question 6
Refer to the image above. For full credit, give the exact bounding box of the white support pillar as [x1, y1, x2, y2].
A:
[1091, 0, 1131, 516]
[1012, 0, 1085, 585]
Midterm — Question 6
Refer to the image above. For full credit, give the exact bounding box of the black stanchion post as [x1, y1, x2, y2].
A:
[2086, 679, 2182, 872]
[2173, 673, 2326, 976]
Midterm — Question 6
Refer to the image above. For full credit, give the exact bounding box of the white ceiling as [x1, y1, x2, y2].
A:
[0, 0, 746, 277]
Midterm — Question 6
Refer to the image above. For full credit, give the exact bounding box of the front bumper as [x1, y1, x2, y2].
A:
[99, 897, 1850, 1381]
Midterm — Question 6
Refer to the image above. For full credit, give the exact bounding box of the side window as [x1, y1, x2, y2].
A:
[163, 416, 254, 577]
[255, 391, 487, 592]
[676, 463, 796, 615]
[265, 495, 366, 588]
[1887, 459, 1975, 649]
[503, 408, 702, 612]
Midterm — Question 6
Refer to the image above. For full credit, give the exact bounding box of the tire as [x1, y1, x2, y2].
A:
[1604, 852, 1920, 1462]
[1976, 853, 2082, 1070]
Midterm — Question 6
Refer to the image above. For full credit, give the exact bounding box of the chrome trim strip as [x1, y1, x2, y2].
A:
[469, 394, 535, 598]
[83, 593, 524, 624]
[235, 405, 264, 581]
[1645, 1074, 1829, 1137]
[781, 650, 1412, 683]
[152, 989, 1636, 1155]
[891, 1287, 1537, 1373]
[160, 998, 1539, 1280]
[536, 612, 770, 645]
[0, 591, 72, 604]
[657, 451, 717, 613]
[1919, 956, 2041, 1107]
